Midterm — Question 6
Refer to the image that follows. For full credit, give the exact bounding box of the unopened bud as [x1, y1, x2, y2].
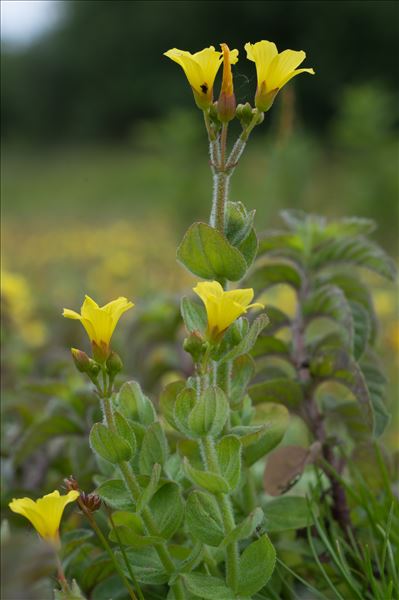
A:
[183, 331, 206, 363]
[217, 43, 236, 123]
[80, 491, 101, 512]
[236, 102, 254, 127]
[106, 351, 123, 377]
[64, 475, 79, 491]
[71, 348, 100, 379]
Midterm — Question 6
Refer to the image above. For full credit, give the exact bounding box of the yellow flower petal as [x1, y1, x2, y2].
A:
[63, 295, 134, 359]
[193, 281, 263, 339]
[9, 490, 79, 543]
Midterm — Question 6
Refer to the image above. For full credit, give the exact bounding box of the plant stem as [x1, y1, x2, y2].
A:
[292, 279, 352, 534]
[78, 499, 138, 600]
[102, 395, 186, 600]
[201, 436, 239, 592]
[55, 552, 69, 593]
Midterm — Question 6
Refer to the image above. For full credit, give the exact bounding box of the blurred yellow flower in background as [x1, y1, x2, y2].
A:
[164, 45, 238, 109]
[193, 280, 264, 340]
[245, 40, 314, 111]
[63, 295, 134, 361]
[9, 490, 79, 546]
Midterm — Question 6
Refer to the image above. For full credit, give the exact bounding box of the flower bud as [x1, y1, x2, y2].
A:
[236, 102, 254, 126]
[71, 348, 100, 379]
[217, 43, 236, 123]
[106, 351, 123, 377]
[183, 331, 207, 363]
[80, 492, 101, 513]
[64, 475, 79, 491]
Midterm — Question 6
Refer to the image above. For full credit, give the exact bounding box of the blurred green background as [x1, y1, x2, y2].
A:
[2, 0, 398, 392]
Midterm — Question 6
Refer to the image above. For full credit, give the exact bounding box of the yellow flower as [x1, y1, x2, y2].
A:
[245, 40, 315, 112]
[217, 43, 237, 122]
[9, 490, 79, 546]
[63, 295, 134, 361]
[164, 45, 238, 110]
[193, 280, 264, 340]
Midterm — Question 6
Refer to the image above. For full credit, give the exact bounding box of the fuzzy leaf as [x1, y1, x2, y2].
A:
[181, 297, 207, 335]
[248, 379, 302, 408]
[136, 463, 161, 512]
[117, 381, 156, 425]
[90, 423, 131, 464]
[246, 261, 302, 293]
[188, 385, 229, 437]
[241, 403, 289, 466]
[237, 228, 258, 268]
[182, 573, 235, 600]
[220, 507, 264, 547]
[139, 422, 168, 475]
[230, 354, 255, 408]
[220, 313, 269, 363]
[177, 222, 248, 281]
[311, 236, 396, 281]
[216, 435, 242, 490]
[159, 380, 185, 430]
[263, 496, 315, 531]
[304, 284, 354, 347]
[183, 458, 229, 493]
[117, 547, 168, 585]
[237, 534, 276, 596]
[225, 201, 255, 246]
[185, 491, 224, 547]
[252, 335, 290, 359]
[350, 301, 371, 359]
[96, 479, 134, 511]
[174, 387, 197, 437]
[361, 361, 390, 437]
[113, 411, 137, 456]
[149, 482, 184, 539]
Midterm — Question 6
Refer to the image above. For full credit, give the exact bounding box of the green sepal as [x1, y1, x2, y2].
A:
[225, 201, 255, 246]
[177, 222, 248, 281]
[219, 313, 269, 363]
[89, 423, 132, 464]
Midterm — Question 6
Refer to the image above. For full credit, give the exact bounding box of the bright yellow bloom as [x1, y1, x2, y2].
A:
[164, 45, 238, 109]
[217, 43, 236, 122]
[63, 295, 134, 361]
[245, 40, 314, 112]
[9, 490, 79, 545]
[193, 281, 264, 340]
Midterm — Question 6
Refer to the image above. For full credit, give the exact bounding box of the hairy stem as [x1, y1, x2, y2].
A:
[201, 436, 239, 591]
[102, 396, 186, 600]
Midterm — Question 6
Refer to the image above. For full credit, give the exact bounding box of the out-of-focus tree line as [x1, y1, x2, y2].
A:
[2, 0, 398, 143]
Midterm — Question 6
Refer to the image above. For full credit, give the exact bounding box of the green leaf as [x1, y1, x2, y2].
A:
[237, 534, 276, 596]
[159, 380, 185, 430]
[252, 335, 290, 359]
[139, 422, 168, 475]
[177, 222, 247, 281]
[136, 463, 161, 512]
[149, 482, 184, 539]
[263, 496, 315, 532]
[324, 216, 376, 238]
[258, 230, 303, 264]
[220, 313, 269, 363]
[230, 354, 255, 408]
[361, 360, 390, 437]
[95, 479, 134, 511]
[220, 507, 264, 547]
[304, 284, 354, 348]
[111, 526, 163, 548]
[117, 547, 168, 585]
[13, 415, 82, 466]
[90, 423, 132, 464]
[350, 301, 371, 360]
[181, 297, 207, 335]
[248, 379, 302, 408]
[113, 411, 137, 456]
[117, 380, 156, 425]
[91, 575, 125, 600]
[182, 573, 235, 600]
[188, 385, 229, 437]
[225, 201, 255, 246]
[174, 387, 197, 437]
[310, 347, 374, 431]
[311, 236, 396, 281]
[216, 435, 241, 490]
[185, 491, 224, 547]
[237, 227, 258, 268]
[183, 458, 229, 493]
[263, 306, 291, 334]
[240, 403, 289, 466]
[246, 261, 302, 294]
